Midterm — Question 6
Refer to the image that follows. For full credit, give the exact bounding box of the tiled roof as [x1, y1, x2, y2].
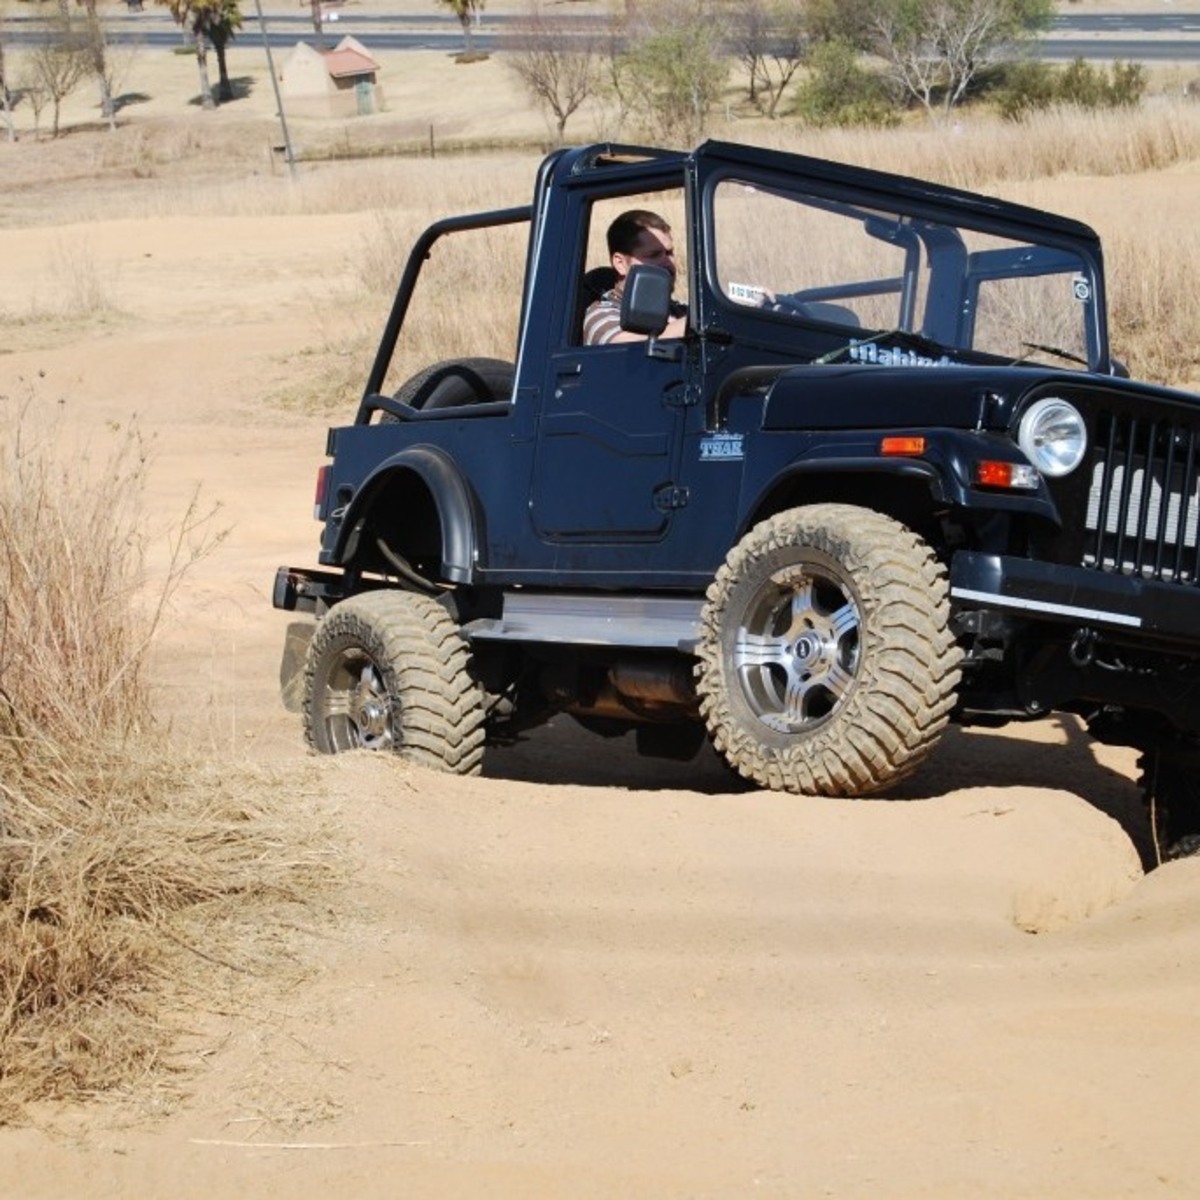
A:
[322, 47, 379, 78]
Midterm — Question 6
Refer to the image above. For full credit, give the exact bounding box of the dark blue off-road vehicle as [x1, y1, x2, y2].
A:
[276, 140, 1200, 858]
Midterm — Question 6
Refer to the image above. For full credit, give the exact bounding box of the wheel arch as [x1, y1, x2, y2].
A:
[335, 445, 482, 584]
[741, 460, 949, 548]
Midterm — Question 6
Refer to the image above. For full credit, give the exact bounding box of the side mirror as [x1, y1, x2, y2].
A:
[620, 264, 672, 337]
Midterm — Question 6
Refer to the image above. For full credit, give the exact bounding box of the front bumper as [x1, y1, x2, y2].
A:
[949, 551, 1200, 646]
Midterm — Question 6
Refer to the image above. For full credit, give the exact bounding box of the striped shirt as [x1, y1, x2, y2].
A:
[583, 287, 687, 346]
[582, 288, 625, 346]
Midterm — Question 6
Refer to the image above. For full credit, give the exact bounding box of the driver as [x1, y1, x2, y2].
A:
[583, 210, 688, 346]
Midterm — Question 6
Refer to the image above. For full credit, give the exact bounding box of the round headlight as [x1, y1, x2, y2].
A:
[1017, 397, 1086, 478]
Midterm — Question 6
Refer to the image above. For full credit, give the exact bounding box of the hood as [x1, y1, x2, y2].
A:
[759, 362, 1200, 433]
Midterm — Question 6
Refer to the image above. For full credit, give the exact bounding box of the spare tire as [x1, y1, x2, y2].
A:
[389, 356, 515, 415]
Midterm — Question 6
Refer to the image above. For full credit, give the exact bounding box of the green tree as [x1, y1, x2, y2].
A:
[794, 37, 898, 127]
[617, 0, 728, 143]
[437, 0, 485, 56]
[995, 56, 1146, 120]
[806, 0, 877, 49]
[206, 0, 242, 102]
[1059, 57, 1145, 107]
[992, 58, 1056, 119]
[155, 0, 243, 108]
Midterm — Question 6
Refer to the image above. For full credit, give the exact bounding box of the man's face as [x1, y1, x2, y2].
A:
[614, 226, 677, 288]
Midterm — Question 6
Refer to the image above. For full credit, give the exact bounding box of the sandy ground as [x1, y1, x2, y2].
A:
[4, 12, 1200, 1198]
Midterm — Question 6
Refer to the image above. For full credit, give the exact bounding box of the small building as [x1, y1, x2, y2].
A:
[280, 36, 385, 119]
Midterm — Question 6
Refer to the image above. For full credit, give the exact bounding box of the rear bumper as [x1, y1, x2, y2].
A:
[950, 551, 1200, 645]
[272, 566, 346, 614]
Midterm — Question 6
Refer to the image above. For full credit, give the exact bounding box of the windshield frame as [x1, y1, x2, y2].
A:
[696, 153, 1109, 374]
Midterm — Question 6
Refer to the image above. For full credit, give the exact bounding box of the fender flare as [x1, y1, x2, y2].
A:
[336, 444, 481, 584]
[739, 442, 1063, 542]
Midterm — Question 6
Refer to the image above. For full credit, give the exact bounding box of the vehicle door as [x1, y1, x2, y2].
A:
[530, 341, 691, 541]
[529, 186, 693, 543]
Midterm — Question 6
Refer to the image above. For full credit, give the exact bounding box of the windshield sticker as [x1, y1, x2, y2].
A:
[700, 432, 745, 461]
[1073, 277, 1092, 303]
[727, 281, 767, 306]
[848, 341, 958, 368]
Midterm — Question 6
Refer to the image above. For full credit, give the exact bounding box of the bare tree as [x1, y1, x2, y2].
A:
[502, 2, 598, 143]
[22, 22, 88, 138]
[22, 75, 50, 139]
[96, 35, 139, 121]
[0, 7, 15, 143]
[595, 11, 635, 137]
[868, 0, 1053, 119]
[74, 3, 116, 129]
[727, 0, 809, 118]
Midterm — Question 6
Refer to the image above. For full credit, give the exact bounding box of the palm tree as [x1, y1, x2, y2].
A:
[156, 0, 243, 109]
[437, 0, 484, 56]
[206, 0, 243, 102]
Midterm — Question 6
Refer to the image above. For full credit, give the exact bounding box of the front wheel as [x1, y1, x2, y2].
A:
[696, 504, 962, 795]
[1139, 743, 1200, 863]
[303, 590, 485, 774]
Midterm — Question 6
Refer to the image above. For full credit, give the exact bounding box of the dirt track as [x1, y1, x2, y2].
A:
[5, 18, 1200, 1180]
[1, 192, 1199, 1198]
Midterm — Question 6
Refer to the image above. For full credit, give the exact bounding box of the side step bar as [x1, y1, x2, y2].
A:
[465, 592, 705, 651]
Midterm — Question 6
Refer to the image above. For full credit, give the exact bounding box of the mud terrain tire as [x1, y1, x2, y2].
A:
[1138, 745, 1200, 863]
[303, 590, 485, 774]
[696, 504, 962, 795]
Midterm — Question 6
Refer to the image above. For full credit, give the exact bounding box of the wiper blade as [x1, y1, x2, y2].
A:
[1013, 341, 1089, 368]
[812, 327, 898, 366]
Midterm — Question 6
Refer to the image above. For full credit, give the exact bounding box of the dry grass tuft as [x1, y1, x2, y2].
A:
[0, 390, 337, 1123]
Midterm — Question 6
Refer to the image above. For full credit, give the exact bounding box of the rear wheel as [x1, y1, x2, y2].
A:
[304, 590, 485, 774]
[696, 504, 961, 795]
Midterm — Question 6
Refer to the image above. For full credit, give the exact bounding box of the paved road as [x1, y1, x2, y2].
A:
[1041, 8, 1200, 60]
[1049, 11, 1200, 33]
[5, 8, 1200, 60]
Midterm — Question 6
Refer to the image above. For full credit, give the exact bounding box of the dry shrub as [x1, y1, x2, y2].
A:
[275, 313, 380, 416]
[0, 397, 156, 742]
[0, 390, 335, 1122]
[48, 236, 120, 317]
[1104, 223, 1200, 389]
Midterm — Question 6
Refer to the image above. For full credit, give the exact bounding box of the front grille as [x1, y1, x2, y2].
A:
[1084, 411, 1200, 584]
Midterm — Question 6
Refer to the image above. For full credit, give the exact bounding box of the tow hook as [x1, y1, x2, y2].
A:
[1069, 627, 1097, 668]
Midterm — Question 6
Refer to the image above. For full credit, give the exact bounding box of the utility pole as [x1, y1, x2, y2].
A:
[252, 0, 296, 179]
